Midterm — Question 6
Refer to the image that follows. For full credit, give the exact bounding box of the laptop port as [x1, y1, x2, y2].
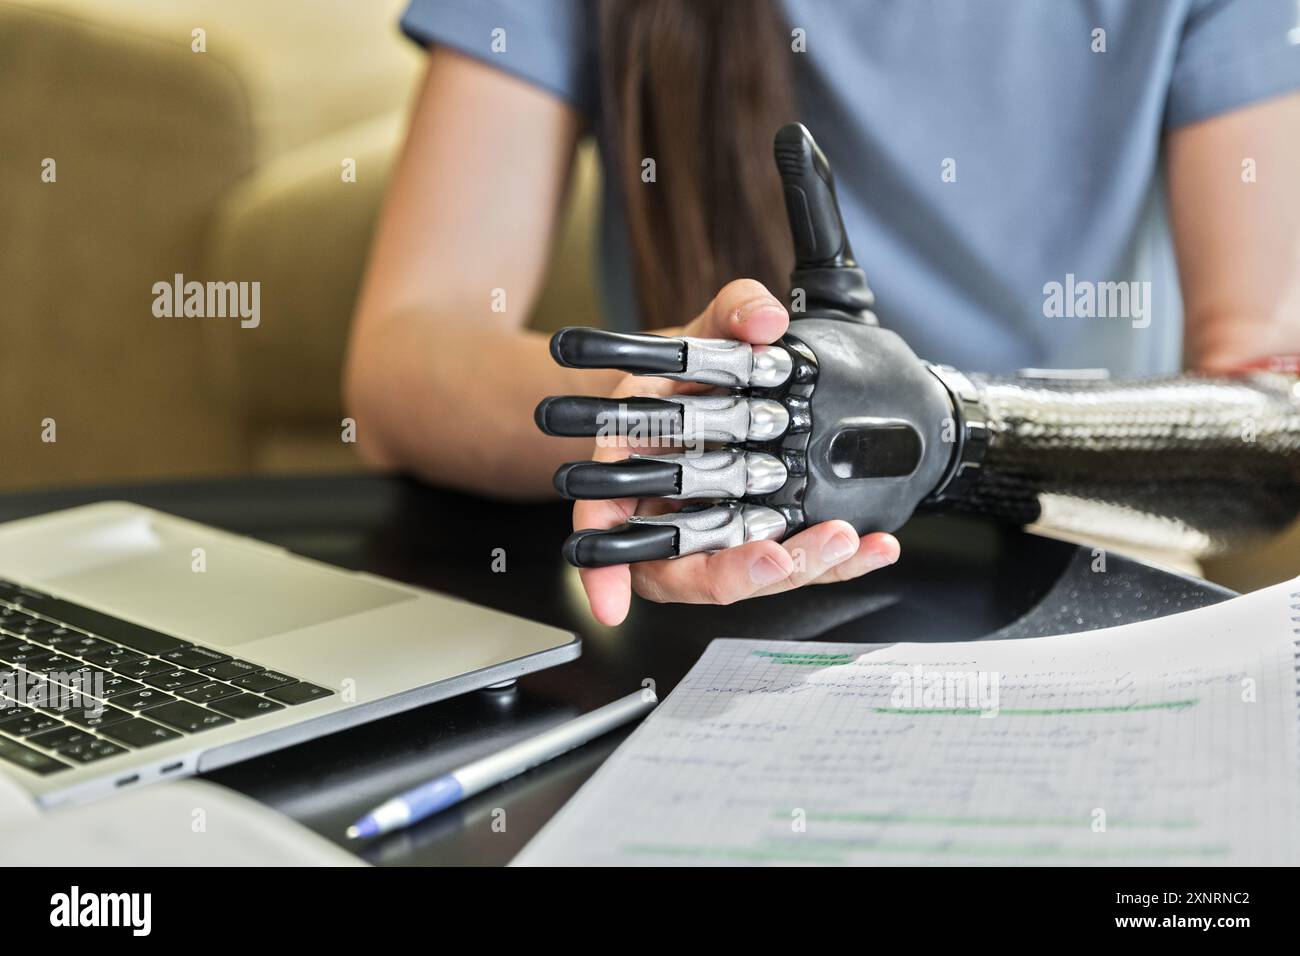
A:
[115, 774, 139, 787]
[161, 762, 183, 774]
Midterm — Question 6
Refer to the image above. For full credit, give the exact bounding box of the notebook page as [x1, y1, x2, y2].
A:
[515, 579, 1300, 866]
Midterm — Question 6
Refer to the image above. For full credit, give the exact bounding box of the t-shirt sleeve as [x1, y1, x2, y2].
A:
[400, 0, 596, 116]
[1165, 0, 1300, 126]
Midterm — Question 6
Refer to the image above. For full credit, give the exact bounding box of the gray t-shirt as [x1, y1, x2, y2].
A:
[402, 0, 1300, 374]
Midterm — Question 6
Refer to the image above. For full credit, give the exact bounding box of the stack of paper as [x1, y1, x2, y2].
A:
[516, 580, 1300, 865]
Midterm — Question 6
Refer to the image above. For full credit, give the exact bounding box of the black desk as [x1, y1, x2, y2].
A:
[0, 475, 1233, 865]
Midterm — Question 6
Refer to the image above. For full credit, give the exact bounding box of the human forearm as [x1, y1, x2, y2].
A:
[1168, 94, 1300, 373]
[344, 312, 622, 498]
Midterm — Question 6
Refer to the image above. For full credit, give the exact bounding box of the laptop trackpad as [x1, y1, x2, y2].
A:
[12, 510, 411, 648]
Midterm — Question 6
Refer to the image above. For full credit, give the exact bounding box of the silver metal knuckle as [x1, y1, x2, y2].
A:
[628, 505, 745, 555]
[627, 504, 788, 557]
[673, 449, 749, 498]
[743, 452, 788, 495]
[675, 337, 754, 387]
[653, 449, 787, 499]
[750, 345, 793, 388]
[746, 399, 790, 441]
[676, 396, 791, 443]
[678, 395, 751, 443]
[660, 338, 793, 388]
[741, 506, 787, 543]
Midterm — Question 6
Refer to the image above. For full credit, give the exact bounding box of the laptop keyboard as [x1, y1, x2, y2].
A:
[0, 579, 333, 776]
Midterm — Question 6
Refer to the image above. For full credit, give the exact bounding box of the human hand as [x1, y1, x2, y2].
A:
[536, 277, 899, 626]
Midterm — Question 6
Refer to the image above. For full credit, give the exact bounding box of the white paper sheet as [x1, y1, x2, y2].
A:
[515, 579, 1300, 866]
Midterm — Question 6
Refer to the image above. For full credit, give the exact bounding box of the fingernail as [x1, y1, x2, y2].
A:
[861, 541, 901, 573]
[749, 555, 790, 586]
[821, 533, 857, 565]
[735, 297, 786, 324]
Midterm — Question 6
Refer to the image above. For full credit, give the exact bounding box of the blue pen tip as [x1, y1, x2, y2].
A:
[346, 818, 380, 840]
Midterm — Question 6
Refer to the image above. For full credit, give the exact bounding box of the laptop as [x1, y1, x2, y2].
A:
[0, 502, 579, 808]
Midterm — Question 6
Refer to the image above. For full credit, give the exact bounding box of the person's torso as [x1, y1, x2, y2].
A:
[598, 0, 1190, 374]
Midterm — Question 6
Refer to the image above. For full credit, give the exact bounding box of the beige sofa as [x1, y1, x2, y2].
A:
[0, 0, 600, 482]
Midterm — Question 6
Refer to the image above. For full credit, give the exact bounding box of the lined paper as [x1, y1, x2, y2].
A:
[515, 580, 1300, 866]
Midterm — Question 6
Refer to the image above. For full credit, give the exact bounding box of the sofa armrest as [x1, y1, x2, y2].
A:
[202, 111, 407, 425]
[203, 129, 605, 429]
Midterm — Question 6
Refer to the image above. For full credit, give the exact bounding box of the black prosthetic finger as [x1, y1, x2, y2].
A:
[774, 122, 857, 270]
[550, 328, 685, 375]
[562, 503, 789, 568]
[563, 524, 679, 567]
[549, 327, 793, 388]
[554, 458, 682, 499]
[553, 449, 787, 501]
[534, 396, 683, 438]
[773, 123, 876, 319]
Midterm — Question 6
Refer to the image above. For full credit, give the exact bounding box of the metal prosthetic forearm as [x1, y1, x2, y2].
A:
[933, 369, 1300, 555]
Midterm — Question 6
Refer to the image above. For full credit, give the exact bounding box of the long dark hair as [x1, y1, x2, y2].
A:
[598, 0, 795, 328]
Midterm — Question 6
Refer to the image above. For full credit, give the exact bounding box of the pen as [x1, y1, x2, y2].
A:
[346, 687, 658, 839]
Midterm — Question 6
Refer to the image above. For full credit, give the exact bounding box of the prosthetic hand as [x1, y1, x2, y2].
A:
[538, 124, 1300, 568]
